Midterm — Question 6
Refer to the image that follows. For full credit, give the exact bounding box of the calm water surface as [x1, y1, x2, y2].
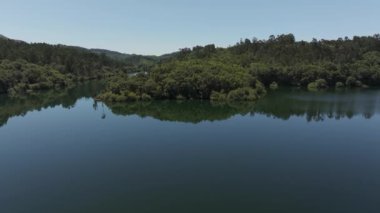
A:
[1, 83, 380, 213]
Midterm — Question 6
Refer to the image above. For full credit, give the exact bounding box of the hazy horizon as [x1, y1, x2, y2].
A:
[1, 0, 379, 55]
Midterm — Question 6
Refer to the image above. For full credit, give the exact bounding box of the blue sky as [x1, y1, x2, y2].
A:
[1, 0, 379, 55]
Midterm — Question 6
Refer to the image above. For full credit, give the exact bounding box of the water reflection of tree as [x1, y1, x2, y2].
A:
[251, 89, 380, 122]
[1, 86, 379, 126]
[0, 81, 104, 127]
[105, 89, 380, 123]
[106, 101, 255, 124]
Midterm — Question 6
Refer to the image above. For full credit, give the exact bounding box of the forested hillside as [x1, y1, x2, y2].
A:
[89, 49, 159, 73]
[99, 34, 380, 102]
[2, 34, 380, 100]
[0, 36, 158, 95]
[0, 37, 126, 75]
[0, 36, 119, 94]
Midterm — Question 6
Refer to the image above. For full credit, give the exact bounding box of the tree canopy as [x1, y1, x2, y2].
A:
[0, 36, 156, 95]
[99, 34, 380, 102]
[2, 34, 380, 100]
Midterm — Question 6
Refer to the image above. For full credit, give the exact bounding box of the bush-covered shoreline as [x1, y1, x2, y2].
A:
[0, 35, 150, 96]
[2, 34, 380, 101]
[97, 34, 380, 102]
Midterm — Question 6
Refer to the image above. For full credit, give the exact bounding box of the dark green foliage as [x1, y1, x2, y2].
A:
[0, 38, 126, 78]
[345, 76, 364, 88]
[0, 36, 155, 95]
[242, 35, 380, 87]
[270, 82, 279, 90]
[227, 87, 258, 101]
[3, 34, 380, 99]
[210, 91, 227, 101]
[99, 60, 265, 102]
[90, 49, 161, 73]
[100, 34, 380, 102]
[308, 79, 328, 91]
[0, 60, 72, 95]
[346, 76, 357, 87]
[335, 82, 345, 88]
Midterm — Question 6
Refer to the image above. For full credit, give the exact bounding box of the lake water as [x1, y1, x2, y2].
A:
[1, 82, 380, 213]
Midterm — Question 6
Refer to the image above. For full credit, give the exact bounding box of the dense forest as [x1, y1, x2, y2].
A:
[2, 34, 380, 101]
[99, 34, 380, 102]
[0, 35, 155, 95]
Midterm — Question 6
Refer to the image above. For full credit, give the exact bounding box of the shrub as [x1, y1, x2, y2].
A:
[210, 91, 227, 101]
[141, 93, 152, 101]
[308, 79, 328, 90]
[227, 87, 257, 101]
[176, 95, 186, 100]
[269, 82, 279, 90]
[346, 77, 357, 87]
[115, 94, 127, 102]
[126, 91, 138, 101]
[255, 81, 267, 96]
[335, 82, 345, 88]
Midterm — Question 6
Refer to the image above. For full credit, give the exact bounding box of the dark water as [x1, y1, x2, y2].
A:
[1, 83, 380, 213]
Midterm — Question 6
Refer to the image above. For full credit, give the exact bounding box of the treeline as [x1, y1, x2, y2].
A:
[97, 60, 267, 102]
[0, 36, 129, 95]
[179, 34, 380, 88]
[2, 34, 380, 99]
[99, 34, 380, 102]
[241, 35, 380, 89]
[90, 49, 160, 73]
[0, 37, 126, 77]
[0, 59, 72, 95]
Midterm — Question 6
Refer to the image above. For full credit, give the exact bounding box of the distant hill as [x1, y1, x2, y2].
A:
[0, 34, 26, 43]
[89, 48, 160, 68]
[0, 34, 177, 73]
[0, 33, 179, 95]
[0, 34, 170, 63]
[0, 34, 131, 95]
[90, 49, 133, 60]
